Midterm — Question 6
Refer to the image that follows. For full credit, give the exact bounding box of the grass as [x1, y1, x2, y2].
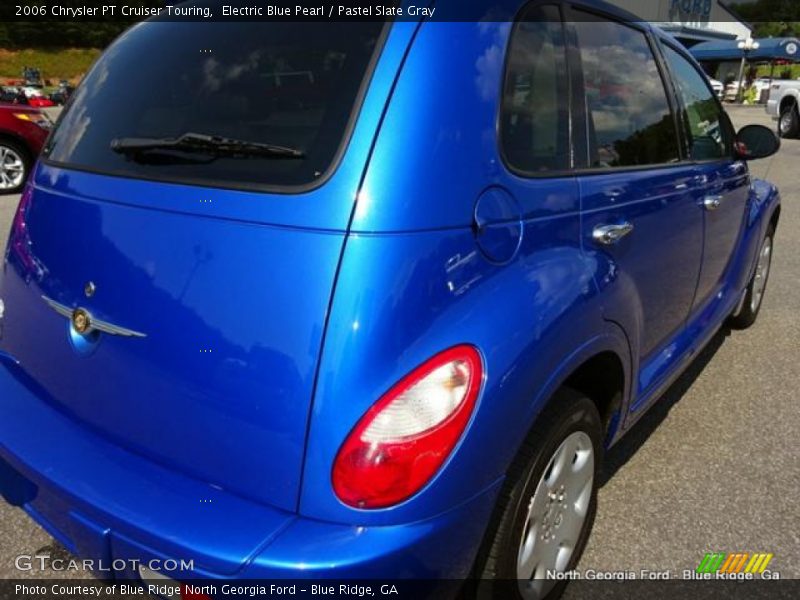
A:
[0, 47, 101, 84]
[755, 63, 800, 79]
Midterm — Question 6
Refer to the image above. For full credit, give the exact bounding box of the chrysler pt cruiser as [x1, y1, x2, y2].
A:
[0, 1, 782, 598]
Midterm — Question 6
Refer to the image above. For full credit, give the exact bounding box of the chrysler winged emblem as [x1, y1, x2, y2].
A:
[42, 296, 147, 338]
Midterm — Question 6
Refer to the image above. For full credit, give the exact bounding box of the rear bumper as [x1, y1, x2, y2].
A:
[0, 358, 499, 581]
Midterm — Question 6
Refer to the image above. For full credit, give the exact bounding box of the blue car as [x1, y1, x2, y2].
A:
[0, 1, 782, 598]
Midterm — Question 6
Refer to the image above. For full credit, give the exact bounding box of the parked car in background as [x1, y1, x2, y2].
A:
[2, 86, 56, 108]
[0, 2, 783, 598]
[709, 77, 724, 100]
[23, 96, 56, 109]
[724, 80, 742, 102]
[0, 104, 51, 193]
[724, 78, 776, 105]
[767, 79, 800, 137]
[19, 87, 56, 108]
[0, 87, 18, 103]
[751, 77, 772, 100]
[49, 81, 75, 106]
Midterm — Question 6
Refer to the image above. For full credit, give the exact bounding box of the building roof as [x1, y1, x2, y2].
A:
[690, 38, 800, 62]
[659, 24, 738, 44]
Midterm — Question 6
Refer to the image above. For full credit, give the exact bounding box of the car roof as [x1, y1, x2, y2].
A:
[564, 0, 708, 69]
[435, 0, 695, 64]
[438, 0, 675, 42]
[571, 0, 654, 27]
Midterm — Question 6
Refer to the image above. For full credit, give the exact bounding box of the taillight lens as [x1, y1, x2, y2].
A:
[332, 345, 483, 509]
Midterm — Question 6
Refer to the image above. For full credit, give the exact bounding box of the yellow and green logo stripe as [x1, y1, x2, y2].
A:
[697, 552, 774, 574]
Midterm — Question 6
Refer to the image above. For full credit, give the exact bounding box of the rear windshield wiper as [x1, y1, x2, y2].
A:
[111, 132, 305, 159]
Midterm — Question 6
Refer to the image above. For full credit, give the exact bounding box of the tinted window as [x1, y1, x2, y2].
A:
[500, 5, 570, 173]
[574, 15, 680, 169]
[44, 21, 385, 189]
[662, 45, 732, 161]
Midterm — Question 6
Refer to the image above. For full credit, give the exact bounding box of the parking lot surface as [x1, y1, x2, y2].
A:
[0, 106, 798, 582]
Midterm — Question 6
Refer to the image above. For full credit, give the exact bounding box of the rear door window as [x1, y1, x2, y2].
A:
[573, 12, 681, 169]
[500, 4, 571, 174]
[44, 21, 386, 190]
[661, 44, 733, 161]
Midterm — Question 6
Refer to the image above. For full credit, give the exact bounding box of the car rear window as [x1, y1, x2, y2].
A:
[43, 21, 386, 191]
[500, 4, 571, 174]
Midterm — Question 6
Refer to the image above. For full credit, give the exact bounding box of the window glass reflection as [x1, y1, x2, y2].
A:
[663, 45, 732, 161]
[574, 15, 681, 169]
[501, 5, 570, 173]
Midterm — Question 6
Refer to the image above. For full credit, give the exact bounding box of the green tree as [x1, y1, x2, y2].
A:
[0, 0, 164, 49]
[728, 0, 800, 37]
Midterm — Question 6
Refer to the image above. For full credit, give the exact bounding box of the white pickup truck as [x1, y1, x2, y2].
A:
[766, 80, 800, 138]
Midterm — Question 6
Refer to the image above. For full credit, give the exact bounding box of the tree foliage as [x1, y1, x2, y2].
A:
[0, 22, 129, 48]
[728, 0, 800, 38]
[0, 0, 163, 48]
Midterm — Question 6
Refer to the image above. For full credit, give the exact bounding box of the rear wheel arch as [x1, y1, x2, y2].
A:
[471, 378, 612, 593]
[561, 351, 626, 442]
[515, 337, 630, 463]
[770, 204, 781, 230]
[778, 96, 800, 138]
[779, 94, 798, 113]
[0, 131, 33, 159]
[0, 129, 36, 166]
[468, 337, 630, 587]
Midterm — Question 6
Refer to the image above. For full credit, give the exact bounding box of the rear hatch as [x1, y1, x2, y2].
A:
[0, 18, 392, 512]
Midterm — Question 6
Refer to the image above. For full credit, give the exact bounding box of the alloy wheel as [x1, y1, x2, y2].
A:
[516, 431, 595, 599]
[780, 114, 790, 136]
[750, 235, 773, 314]
[0, 145, 26, 191]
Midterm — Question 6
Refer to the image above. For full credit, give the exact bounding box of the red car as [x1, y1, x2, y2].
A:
[26, 96, 56, 108]
[0, 104, 52, 194]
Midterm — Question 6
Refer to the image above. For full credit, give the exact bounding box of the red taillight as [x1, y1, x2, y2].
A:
[332, 345, 483, 509]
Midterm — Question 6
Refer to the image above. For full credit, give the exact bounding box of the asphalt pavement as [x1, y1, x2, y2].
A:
[0, 106, 797, 584]
[575, 106, 800, 583]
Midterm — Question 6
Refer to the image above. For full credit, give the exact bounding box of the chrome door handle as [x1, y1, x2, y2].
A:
[703, 195, 722, 211]
[592, 222, 634, 246]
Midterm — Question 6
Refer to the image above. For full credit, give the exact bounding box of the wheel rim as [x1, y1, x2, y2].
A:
[517, 431, 594, 599]
[780, 111, 794, 135]
[750, 235, 773, 314]
[0, 145, 25, 190]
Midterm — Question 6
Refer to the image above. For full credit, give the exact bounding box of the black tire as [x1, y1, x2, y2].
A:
[470, 388, 604, 600]
[778, 102, 800, 139]
[0, 138, 31, 195]
[729, 225, 775, 330]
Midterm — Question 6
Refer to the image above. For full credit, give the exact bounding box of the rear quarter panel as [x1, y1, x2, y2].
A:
[740, 177, 781, 289]
[300, 227, 628, 525]
[300, 17, 630, 525]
